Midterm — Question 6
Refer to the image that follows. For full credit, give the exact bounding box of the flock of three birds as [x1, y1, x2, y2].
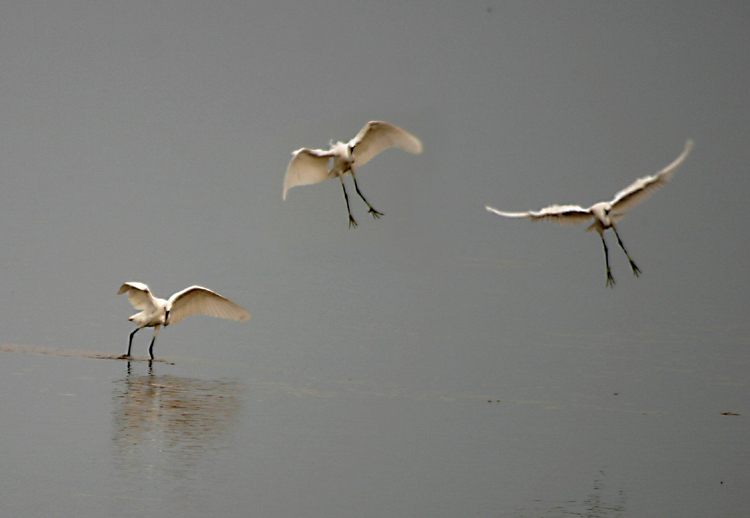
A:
[119, 121, 694, 360]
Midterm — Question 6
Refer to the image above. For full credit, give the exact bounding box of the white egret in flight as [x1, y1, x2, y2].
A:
[486, 140, 693, 287]
[118, 282, 251, 359]
[283, 121, 423, 227]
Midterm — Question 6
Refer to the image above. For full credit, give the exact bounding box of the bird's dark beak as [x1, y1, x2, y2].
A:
[164, 310, 170, 326]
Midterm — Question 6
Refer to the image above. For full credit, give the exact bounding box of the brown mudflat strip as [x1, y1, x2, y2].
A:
[0, 344, 167, 362]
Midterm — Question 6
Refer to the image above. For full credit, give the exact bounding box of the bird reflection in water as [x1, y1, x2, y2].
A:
[508, 469, 626, 518]
[111, 362, 244, 482]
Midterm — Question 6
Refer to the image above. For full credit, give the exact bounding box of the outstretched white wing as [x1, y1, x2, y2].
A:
[167, 286, 251, 325]
[609, 139, 693, 214]
[118, 282, 157, 311]
[283, 148, 335, 200]
[486, 204, 592, 225]
[350, 121, 423, 167]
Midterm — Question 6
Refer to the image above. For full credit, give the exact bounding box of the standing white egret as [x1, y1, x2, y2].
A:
[486, 140, 693, 287]
[283, 121, 423, 227]
[118, 282, 251, 359]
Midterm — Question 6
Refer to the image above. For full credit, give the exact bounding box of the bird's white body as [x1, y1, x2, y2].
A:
[486, 139, 694, 286]
[123, 282, 169, 328]
[118, 282, 251, 359]
[588, 202, 618, 233]
[327, 141, 356, 180]
[283, 121, 423, 227]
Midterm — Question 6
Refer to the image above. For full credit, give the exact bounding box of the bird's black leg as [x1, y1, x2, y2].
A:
[340, 181, 357, 228]
[600, 234, 615, 288]
[352, 175, 383, 219]
[148, 327, 160, 360]
[125, 328, 139, 357]
[612, 227, 641, 277]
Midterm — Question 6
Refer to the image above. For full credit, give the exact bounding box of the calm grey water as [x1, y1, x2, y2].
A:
[0, 1, 748, 517]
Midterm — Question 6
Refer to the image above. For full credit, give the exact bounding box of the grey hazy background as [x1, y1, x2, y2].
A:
[0, 1, 748, 517]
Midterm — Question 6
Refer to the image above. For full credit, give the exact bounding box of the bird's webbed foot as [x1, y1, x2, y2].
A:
[629, 261, 641, 277]
[368, 207, 383, 219]
[606, 270, 616, 288]
[117, 354, 131, 360]
[348, 214, 358, 228]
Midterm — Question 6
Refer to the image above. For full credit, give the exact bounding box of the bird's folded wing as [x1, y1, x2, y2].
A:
[351, 121, 423, 167]
[168, 286, 251, 325]
[486, 204, 591, 225]
[609, 139, 693, 214]
[118, 282, 156, 311]
[283, 149, 334, 199]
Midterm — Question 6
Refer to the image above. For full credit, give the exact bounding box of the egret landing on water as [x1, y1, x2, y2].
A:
[486, 139, 694, 287]
[283, 121, 423, 228]
[118, 282, 251, 360]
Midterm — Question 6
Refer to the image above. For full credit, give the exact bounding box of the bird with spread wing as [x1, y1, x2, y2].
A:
[118, 282, 250, 360]
[486, 139, 694, 287]
[283, 121, 423, 227]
